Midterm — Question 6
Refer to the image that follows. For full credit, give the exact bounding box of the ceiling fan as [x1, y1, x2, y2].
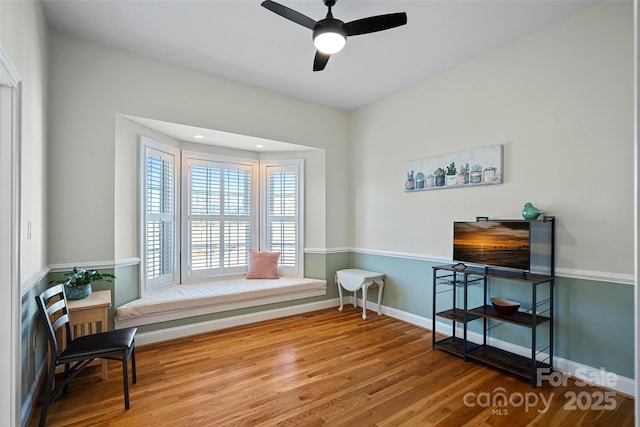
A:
[261, 0, 407, 71]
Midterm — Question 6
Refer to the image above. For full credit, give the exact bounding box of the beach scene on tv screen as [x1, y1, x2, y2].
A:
[454, 221, 530, 270]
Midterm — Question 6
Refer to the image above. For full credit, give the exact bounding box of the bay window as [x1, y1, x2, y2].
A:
[140, 137, 303, 293]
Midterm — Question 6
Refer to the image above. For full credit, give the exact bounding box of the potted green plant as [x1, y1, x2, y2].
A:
[445, 162, 457, 186]
[470, 164, 483, 183]
[425, 174, 435, 188]
[405, 170, 415, 191]
[50, 267, 116, 300]
[457, 163, 469, 184]
[483, 166, 497, 182]
[434, 167, 446, 187]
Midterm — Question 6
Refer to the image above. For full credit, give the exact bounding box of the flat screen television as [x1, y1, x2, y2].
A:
[453, 220, 531, 271]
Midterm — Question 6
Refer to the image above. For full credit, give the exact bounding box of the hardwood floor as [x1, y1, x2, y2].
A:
[29, 308, 634, 426]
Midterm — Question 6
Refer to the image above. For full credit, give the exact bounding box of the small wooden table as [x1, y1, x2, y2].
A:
[67, 290, 112, 378]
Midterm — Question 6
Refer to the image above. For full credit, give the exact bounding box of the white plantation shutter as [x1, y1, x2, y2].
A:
[183, 154, 255, 281]
[262, 161, 303, 277]
[141, 137, 179, 293]
[223, 168, 252, 268]
[190, 165, 221, 271]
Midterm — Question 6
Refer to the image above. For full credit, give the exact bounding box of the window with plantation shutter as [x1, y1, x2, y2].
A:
[182, 153, 256, 282]
[140, 137, 179, 293]
[261, 160, 304, 277]
[140, 138, 304, 291]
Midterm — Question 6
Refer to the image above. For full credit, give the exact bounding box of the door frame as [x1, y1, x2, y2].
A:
[0, 46, 22, 427]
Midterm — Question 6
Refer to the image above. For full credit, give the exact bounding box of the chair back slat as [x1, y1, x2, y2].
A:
[40, 284, 65, 302]
[47, 299, 66, 317]
[51, 314, 70, 335]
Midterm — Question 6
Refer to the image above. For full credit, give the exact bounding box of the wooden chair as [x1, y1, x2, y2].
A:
[35, 284, 137, 427]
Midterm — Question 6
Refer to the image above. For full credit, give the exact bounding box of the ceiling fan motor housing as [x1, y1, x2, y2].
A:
[313, 18, 347, 42]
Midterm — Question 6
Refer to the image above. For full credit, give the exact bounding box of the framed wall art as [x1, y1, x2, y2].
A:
[404, 144, 503, 192]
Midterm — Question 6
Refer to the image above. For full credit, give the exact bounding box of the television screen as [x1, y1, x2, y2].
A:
[453, 221, 530, 271]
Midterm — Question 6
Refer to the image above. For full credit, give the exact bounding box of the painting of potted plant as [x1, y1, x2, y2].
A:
[434, 167, 446, 187]
[405, 170, 415, 191]
[483, 166, 497, 182]
[50, 267, 116, 300]
[404, 144, 502, 192]
[445, 162, 457, 186]
[425, 174, 435, 188]
[470, 164, 483, 183]
[457, 163, 469, 184]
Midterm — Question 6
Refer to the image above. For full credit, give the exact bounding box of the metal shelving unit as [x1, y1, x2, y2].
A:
[432, 264, 554, 387]
[432, 215, 556, 389]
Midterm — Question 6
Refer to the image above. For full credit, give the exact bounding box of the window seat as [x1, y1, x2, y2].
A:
[114, 277, 327, 329]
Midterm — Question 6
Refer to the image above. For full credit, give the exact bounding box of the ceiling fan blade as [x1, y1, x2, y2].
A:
[313, 51, 330, 72]
[261, 0, 316, 30]
[344, 12, 407, 36]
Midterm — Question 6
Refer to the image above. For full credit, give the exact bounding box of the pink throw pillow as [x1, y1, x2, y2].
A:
[246, 250, 280, 279]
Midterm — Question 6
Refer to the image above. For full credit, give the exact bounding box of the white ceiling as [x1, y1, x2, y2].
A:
[42, 0, 597, 112]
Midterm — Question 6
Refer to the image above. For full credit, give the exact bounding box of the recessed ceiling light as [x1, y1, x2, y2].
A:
[256, 144, 264, 149]
[194, 134, 204, 139]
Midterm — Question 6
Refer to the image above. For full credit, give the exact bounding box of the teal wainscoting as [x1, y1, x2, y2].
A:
[349, 252, 634, 380]
[350, 252, 433, 316]
[554, 276, 633, 379]
[20, 276, 48, 425]
[114, 263, 140, 310]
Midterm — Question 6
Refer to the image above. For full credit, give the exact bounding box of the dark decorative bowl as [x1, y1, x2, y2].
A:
[491, 297, 520, 315]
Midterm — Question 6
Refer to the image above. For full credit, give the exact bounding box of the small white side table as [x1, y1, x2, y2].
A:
[336, 269, 385, 320]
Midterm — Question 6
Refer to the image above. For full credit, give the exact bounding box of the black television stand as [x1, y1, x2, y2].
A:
[431, 263, 554, 387]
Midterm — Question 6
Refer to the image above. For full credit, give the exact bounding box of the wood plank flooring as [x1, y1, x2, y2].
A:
[28, 308, 634, 426]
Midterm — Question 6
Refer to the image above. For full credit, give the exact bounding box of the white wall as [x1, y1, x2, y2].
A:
[349, 1, 633, 279]
[0, 0, 48, 425]
[1, 0, 48, 281]
[114, 116, 183, 260]
[49, 30, 350, 264]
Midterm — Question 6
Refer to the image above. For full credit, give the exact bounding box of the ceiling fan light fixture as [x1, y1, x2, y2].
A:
[313, 23, 346, 54]
[262, 0, 407, 71]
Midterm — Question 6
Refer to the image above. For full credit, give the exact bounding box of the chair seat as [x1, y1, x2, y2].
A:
[58, 327, 137, 363]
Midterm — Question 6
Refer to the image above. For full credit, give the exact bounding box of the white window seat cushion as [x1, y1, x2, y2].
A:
[115, 277, 327, 328]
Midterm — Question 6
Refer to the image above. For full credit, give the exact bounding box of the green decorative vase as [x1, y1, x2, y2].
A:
[65, 283, 92, 300]
[522, 202, 544, 220]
